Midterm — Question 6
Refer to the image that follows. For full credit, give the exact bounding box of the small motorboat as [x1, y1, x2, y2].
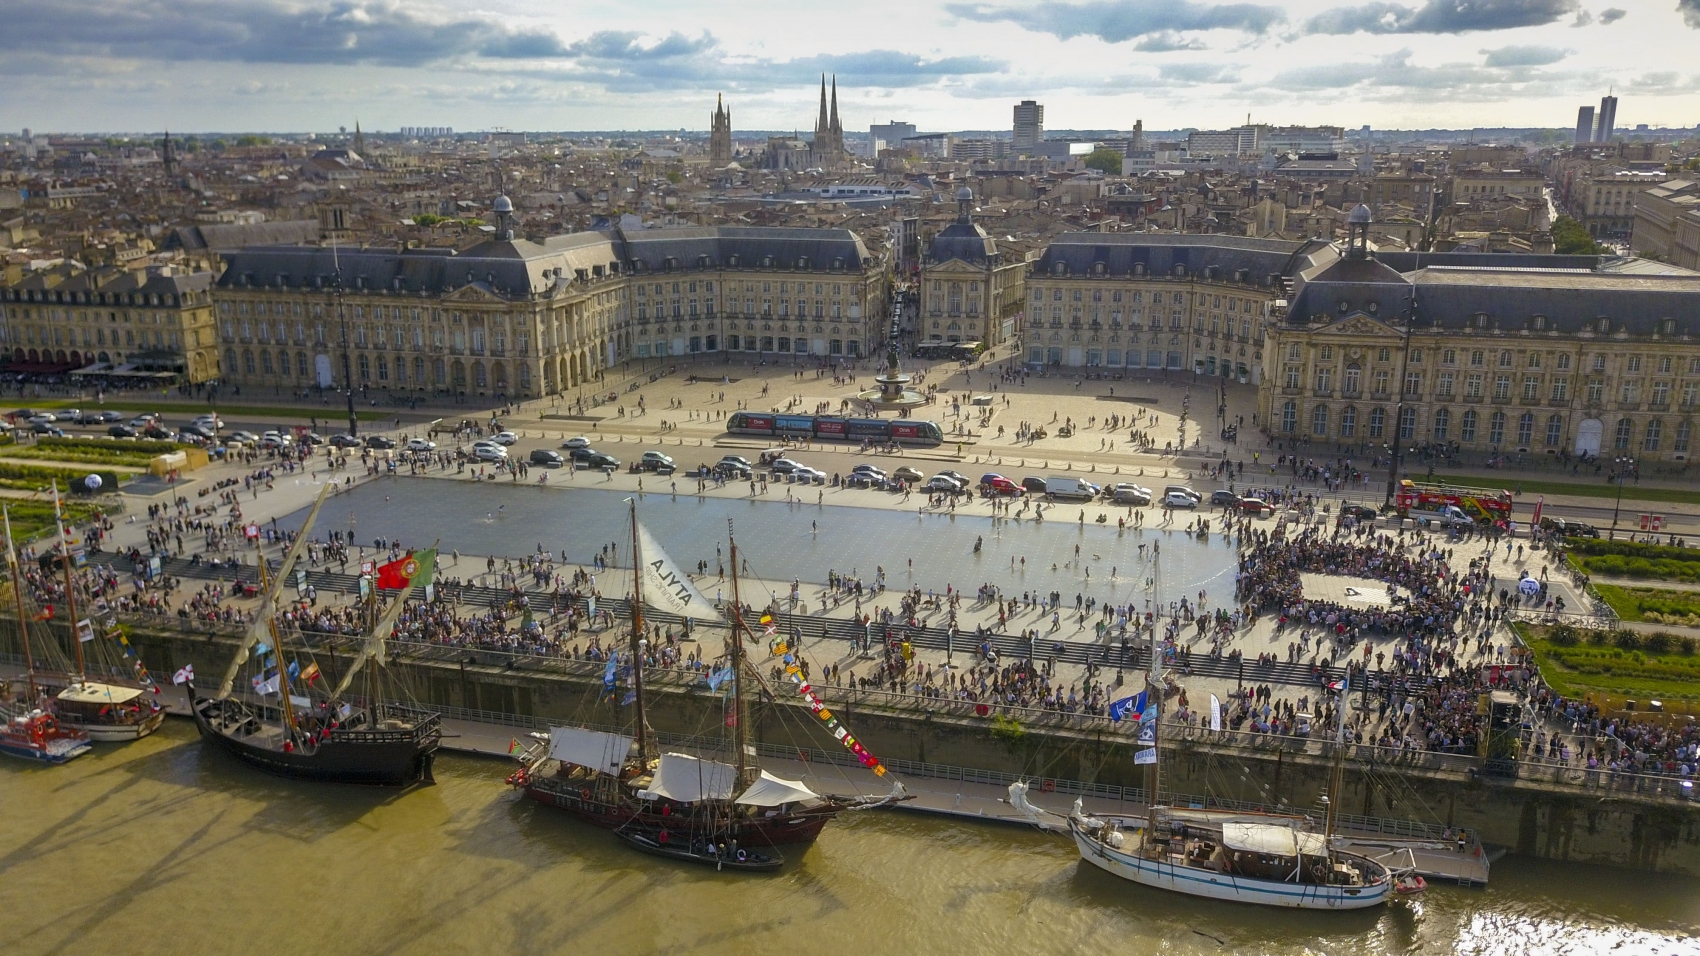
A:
[1394, 874, 1428, 897]
[615, 827, 785, 873]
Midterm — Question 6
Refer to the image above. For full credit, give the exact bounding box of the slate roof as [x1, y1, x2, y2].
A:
[926, 219, 998, 266]
[1032, 233, 1331, 288]
[215, 226, 874, 298]
[164, 221, 320, 253]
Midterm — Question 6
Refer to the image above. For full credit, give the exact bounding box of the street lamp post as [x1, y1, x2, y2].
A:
[1384, 289, 1419, 508]
[333, 274, 358, 438]
[1607, 455, 1637, 540]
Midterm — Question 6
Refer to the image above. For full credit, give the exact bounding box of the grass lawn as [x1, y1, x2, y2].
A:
[1430, 473, 1700, 507]
[1520, 624, 1700, 705]
[1595, 583, 1700, 625]
[8, 397, 395, 423]
[0, 498, 102, 543]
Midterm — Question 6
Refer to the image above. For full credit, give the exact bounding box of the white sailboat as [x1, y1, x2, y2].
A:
[1013, 595, 1399, 910]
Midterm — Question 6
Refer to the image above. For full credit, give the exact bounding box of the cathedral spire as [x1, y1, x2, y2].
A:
[829, 75, 840, 134]
[817, 74, 829, 135]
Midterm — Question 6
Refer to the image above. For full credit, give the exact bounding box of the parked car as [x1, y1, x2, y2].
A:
[1238, 497, 1274, 516]
[473, 444, 509, 462]
[298, 433, 325, 446]
[1045, 477, 1098, 501]
[1107, 483, 1152, 506]
[719, 455, 753, 471]
[227, 430, 259, 445]
[129, 415, 158, 429]
[490, 431, 519, 446]
[31, 422, 64, 436]
[713, 460, 751, 479]
[582, 452, 620, 469]
[640, 451, 676, 473]
[365, 436, 398, 449]
[791, 465, 826, 482]
[107, 424, 138, 438]
[329, 434, 362, 448]
[936, 470, 971, 487]
[26, 413, 56, 425]
[192, 415, 225, 429]
[561, 436, 592, 449]
[405, 438, 437, 452]
[1162, 491, 1200, 508]
[1209, 489, 1240, 507]
[1164, 485, 1203, 504]
[768, 457, 802, 474]
[845, 473, 887, 489]
[1339, 504, 1378, 522]
[76, 411, 107, 425]
[1020, 476, 1048, 494]
[97, 411, 123, 423]
[980, 474, 1021, 496]
[179, 423, 216, 440]
[850, 464, 887, 481]
[1539, 516, 1599, 538]
[924, 475, 965, 493]
[892, 466, 926, 483]
[529, 449, 565, 467]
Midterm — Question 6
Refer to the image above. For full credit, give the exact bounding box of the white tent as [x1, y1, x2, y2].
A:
[735, 770, 820, 807]
[546, 727, 633, 777]
[641, 753, 737, 803]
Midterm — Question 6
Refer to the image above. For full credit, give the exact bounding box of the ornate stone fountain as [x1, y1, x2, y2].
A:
[857, 343, 927, 410]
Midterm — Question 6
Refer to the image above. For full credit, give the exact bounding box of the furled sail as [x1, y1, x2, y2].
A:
[217, 482, 333, 698]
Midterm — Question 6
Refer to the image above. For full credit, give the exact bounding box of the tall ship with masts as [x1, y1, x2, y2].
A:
[1, 504, 92, 764]
[511, 503, 903, 846]
[187, 484, 441, 786]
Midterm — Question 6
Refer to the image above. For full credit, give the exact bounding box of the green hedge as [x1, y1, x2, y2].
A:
[1574, 554, 1700, 583]
[37, 436, 188, 455]
[0, 461, 123, 493]
[1566, 538, 1700, 563]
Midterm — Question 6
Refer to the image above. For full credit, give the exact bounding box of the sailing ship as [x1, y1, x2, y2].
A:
[1012, 571, 1399, 910]
[512, 505, 902, 846]
[1, 504, 92, 764]
[188, 484, 441, 786]
[32, 491, 165, 742]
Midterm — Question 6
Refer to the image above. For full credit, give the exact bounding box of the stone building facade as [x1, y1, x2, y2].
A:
[210, 215, 887, 399]
[0, 265, 220, 381]
[918, 188, 1027, 350]
[1259, 208, 1700, 463]
[1021, 234, 1335, 381]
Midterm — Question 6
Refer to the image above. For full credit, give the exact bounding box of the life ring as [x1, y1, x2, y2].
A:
[581, 788, 591, 801]
[736, 849, 747, 862]
[1041, 779, 1056, 793]
[975, 703, 990, 717]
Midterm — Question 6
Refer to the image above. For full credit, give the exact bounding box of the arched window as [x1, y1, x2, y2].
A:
[1432, 408, 1450, 441]
[1461, 410, 1478, 442]
[1488, 410, 1506, 445]
[1398, 407, 1416, 441]
[1644, 419, 1663, 452]
[1280, 401, 1296, 433]
[1615, 417, 1633, 450]
[1517, 412, 1534, 446]
[1340, 406, 1357, 438]
[1312, 405, 1328, 436]
[1546, 414, 1563, 447]
[1368, 407, 1385, 439]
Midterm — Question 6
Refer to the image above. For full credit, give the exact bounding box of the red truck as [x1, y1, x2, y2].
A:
[1393, 479, 1513, 527]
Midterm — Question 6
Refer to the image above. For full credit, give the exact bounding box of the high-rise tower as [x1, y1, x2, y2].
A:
[1576, 105, 1595, 144]
[1595, 94, 1618, 143]
[1013, 100, 1044, 151]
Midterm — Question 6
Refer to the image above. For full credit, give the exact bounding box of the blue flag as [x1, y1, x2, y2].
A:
[621, 690, 637, 706]
[1110, 690, 1147, 723]
[602, 656, 618, 693]
[705, 666, 734, 692]
[286, 659, 301, 678]
[1138, 722, 1156, 745]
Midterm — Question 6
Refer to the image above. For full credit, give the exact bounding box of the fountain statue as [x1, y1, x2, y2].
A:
[857, 343, 926, 410]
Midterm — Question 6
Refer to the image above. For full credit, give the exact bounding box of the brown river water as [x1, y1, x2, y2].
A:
[2, 720, 1697, 956]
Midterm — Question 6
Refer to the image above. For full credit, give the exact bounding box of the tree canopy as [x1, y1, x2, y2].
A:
[1551, 216, 1600, 256]
[1083, 148, 1123, 175]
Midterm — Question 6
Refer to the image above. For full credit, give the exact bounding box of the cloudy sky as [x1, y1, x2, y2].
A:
[5, 0, 1700, 134]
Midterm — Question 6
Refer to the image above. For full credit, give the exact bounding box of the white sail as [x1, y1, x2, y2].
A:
[636, 523, 722, 622]
[735, 770, 819, 807]
[217, 482, 334, 698]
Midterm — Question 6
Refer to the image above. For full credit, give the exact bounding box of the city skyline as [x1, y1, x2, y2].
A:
[3, 0, 1699, 134]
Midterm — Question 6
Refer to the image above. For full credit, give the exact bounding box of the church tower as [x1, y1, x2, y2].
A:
[810, 74, 845, 168]
[352, 120, 365, 156]
[709, 93, 733, 166]
[161, 129, 177, 177]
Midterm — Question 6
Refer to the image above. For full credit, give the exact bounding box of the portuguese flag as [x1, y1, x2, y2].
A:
[376, 549, 437, 591]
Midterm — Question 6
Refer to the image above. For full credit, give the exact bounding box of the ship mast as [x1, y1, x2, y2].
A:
[4, 506, 37, 702]
[1324, 672, 1348, 845]
[726, 521, 752, 789]
[627, 499, 652, 763]
[50, 482, 84, 684]
[251, 531, 299, 747]
[1145, 553, 1164, 829]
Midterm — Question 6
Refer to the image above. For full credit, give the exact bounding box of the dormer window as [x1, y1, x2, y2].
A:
[1475, 313, 1489, 329]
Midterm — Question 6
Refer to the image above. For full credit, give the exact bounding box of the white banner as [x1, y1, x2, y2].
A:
[1209, 694, 1222, 732]
[637, 523, 723, 622]
[1134, 747, 1157, 765]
